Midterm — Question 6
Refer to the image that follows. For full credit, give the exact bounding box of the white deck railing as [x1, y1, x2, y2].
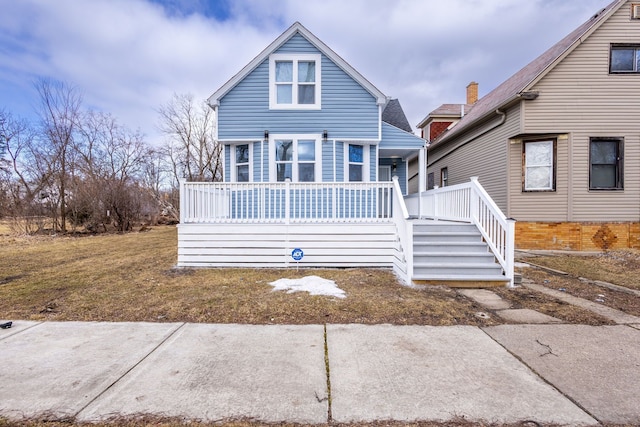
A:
[180, 180, 395, 224]
[405, 177, 515, 285]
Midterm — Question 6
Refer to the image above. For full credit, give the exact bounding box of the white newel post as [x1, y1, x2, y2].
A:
[506, 218, 516, 287]
[179, 179, 186, 224]
[469, 176, 480, 222]
[285, 179, 291, 224]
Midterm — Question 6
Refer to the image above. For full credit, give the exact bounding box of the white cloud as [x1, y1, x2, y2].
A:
[0, 0, 612, 144]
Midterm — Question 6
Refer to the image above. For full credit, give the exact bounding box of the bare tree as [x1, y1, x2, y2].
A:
[34, 78, 82, 232]
[158, 93, 222, 184]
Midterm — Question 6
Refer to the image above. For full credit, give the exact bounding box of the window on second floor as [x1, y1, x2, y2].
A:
[610, 44, 640, 73]
[590, 137, 623, 190]
[523, 139, 556, 192]
[269, 54, 321, 109]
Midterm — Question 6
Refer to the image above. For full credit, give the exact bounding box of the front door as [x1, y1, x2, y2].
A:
[378, 165, 392, 216]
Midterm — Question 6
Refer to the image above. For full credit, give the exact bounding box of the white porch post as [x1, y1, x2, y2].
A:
[418, 146, 426, 218]
[285, 179, 291, 225]
[179, 179, 186, 224]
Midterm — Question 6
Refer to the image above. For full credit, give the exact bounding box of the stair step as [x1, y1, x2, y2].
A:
[412, 274, 508, 282]
[413, 232, 482, 243]
[412, 224, 478, 233]
[413, 262, 503, 276]
[412, 242, 489, 253]
[413, 252, 495, 263]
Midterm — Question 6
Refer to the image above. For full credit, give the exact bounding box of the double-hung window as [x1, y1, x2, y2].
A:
[232, 144, 251, 182]
[523, 139, 555, 191]
[610, 44, 640, 73]
[271, 136, 320, 182]
[269, 54, 321, 109]
[440, 167, 449, 187]
[590, 137, 623, 190]
[348, 144, 364, 182]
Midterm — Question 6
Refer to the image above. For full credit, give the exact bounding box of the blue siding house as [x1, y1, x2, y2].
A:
[210, 22, 424, 192]
[178, 22, 515, 287]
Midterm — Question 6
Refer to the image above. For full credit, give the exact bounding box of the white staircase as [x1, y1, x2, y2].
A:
[411, 220, 508, 285]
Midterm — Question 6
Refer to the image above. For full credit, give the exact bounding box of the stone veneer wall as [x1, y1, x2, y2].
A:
[515, 222, 640, 251]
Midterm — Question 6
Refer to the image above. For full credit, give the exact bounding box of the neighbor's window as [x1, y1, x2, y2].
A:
[348, 144, 364, 182]
[523, 140, 555, 191]
[440, 167, 448, 187]
[610, 44, 640, 73]
[590, 137, 623, 190]
[427, 172, 435, 190]
[269, 54, 321, 109]
[235, 144, 250, 182]
[273, 137, 319, 182]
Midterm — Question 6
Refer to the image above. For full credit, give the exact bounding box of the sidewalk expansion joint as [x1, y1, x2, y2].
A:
[72, 322, 187, 419]
[479, 327, 600, 424]
[323, 323, 332, 423]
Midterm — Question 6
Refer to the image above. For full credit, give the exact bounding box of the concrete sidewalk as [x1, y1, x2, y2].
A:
[1, 321, 639, 425]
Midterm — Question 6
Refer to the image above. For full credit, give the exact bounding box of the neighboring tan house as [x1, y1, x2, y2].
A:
[424, 0, 640, 251]
[416, 82, 478, 190]
[177, 22, 517, 286]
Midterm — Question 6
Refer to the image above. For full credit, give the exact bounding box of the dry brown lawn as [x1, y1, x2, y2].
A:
[523, 250, 640, 291]
[0, 226, 495, 326]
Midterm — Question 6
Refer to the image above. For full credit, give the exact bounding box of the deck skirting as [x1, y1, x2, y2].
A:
[177, 222, 401, 269]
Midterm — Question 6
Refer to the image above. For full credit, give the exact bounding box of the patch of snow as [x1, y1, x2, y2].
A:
[514, 262, 530, 268]
[269, 276, 346, 299]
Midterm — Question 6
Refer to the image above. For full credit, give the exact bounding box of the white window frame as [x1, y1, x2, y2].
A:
[269, 134, 322, 182]
[269, 54, 321, 110]
[523, 139, 555, 191]
[229, 143, 253, 182]
[344, 143, 370, 182]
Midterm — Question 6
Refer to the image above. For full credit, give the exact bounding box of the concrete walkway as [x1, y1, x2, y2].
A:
[2, 320, 640, 425]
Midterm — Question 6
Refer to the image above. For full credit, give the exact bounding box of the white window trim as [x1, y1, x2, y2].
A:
[269, 134, 322, 182]
[524, 140, 554, 191]
[269, 53, 322, 110]
[229, 143, 253, 182]
[344, 143, 370, 182]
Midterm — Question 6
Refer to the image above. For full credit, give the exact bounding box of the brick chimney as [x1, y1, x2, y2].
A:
[466, 81, 478, 105]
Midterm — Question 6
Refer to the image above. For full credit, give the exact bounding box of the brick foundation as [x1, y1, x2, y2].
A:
[515, 221, 640, 251]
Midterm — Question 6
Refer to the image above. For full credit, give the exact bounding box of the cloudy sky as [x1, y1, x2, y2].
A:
[0, 0, 611, 145]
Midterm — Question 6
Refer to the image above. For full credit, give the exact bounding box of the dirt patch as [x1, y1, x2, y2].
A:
[521, 249, 640, 291]
[516, 266, 640, 318]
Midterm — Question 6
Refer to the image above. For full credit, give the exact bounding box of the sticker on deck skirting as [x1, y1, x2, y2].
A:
[291, 248, 304, 261]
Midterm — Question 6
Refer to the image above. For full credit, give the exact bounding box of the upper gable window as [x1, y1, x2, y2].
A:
[269, 54, 321, 110]
[610, 44, 640, 73]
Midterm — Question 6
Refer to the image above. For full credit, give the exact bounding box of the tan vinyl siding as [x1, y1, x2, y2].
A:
[427, 104, 521, 212]
[518, 3, 640, 222]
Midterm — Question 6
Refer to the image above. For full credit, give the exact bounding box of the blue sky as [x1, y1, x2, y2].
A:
[0, 0, 611, 146]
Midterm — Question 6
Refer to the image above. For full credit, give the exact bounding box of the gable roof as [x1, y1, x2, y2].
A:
[207, 22, 387, 107]
[382, 99, 413, 133]
[416, 103, 473, 128]
[430, 0, 624, 148]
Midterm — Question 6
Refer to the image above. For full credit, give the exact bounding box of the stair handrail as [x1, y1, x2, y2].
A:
[391, 177, 413, 285]
[469, 177, 515, 286]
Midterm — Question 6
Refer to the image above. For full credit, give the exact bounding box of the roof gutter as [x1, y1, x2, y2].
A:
[428, 108, 507, 167]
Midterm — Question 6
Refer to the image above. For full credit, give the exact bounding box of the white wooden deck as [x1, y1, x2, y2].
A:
[177, 178, 515, 286]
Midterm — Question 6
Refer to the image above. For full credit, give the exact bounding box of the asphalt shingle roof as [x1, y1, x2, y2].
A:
[430, 0, 623, 148]
[382, 99, 413, 133]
